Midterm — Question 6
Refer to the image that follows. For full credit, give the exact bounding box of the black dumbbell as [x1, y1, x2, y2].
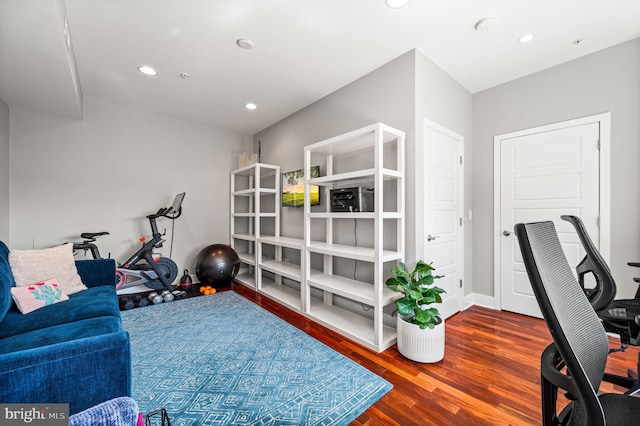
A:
[119, 297, 135, 310]
[135, 295, 149, 308]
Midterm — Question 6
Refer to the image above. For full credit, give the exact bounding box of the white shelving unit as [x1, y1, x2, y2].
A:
[229, 125, 405, 353]
[303, 122, 405, 353]
[230, 163, 307, 311]
[257, 235, 306, 311]
[230, 163, 280, 289]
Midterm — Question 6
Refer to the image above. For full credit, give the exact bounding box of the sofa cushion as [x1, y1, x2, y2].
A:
[9, 243, 87, 295]
[75, 258, 117, 288]
[11, 279, 70, 314]
[0, 285, 120, 339]
[0, 316, 122, 355]
[0, 241, 13, 322]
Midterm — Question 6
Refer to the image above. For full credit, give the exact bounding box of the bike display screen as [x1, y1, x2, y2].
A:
[170, 192, 186, 214]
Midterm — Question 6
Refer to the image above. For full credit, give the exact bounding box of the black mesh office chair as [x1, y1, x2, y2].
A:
[515, 221, 640, 425]
[630, 262, 640, 292]
[561, 215, 640, 348]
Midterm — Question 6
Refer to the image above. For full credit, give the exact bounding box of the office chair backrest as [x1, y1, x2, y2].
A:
[515, 221, 609, 425]
[561, 215, 617, 311]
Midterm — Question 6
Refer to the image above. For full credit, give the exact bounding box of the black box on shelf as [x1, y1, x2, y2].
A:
[330, 187, 374, 212]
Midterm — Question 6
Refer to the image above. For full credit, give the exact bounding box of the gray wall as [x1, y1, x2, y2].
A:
[0, 97, 9, 242]
[473, 37, 640, 298]
[255, 50, 416, 249]
[5, 37, 636, 302]
[415, 50, 473, 295]
[9, 95, 253, 277]
[254, 49, 474, 287]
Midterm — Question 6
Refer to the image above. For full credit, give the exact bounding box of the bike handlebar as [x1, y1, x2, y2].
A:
[148, 206, 182, 220]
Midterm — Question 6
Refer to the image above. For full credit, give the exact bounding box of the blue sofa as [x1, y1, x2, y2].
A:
[0, 241, 131, 415]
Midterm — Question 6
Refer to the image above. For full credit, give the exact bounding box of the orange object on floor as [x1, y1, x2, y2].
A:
[199, 285, 216, 295]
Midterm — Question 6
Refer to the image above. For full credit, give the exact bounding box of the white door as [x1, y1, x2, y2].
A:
[497, 121, 601, 317]
[424, 120, 464, 320]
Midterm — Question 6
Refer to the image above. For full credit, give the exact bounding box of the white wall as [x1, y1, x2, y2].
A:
[473, 38, 640, 298]
[0, 97, 9, 243]
[9, 95, 253, 277]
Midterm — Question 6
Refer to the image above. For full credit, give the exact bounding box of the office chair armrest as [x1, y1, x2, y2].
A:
[541, 343, 579, 398]
[602, 373, 639, 390]
[543, 344, 640, 397]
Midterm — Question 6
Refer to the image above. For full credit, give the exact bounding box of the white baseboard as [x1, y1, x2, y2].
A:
[462, 293, 496, 311]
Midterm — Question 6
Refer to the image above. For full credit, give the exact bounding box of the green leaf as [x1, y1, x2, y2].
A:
[390, 262, 411, 282]
[425, 307, 439, 316]
[408, 289, 423, 301]
[395, 298, 415, 316]
[385, 277, 399, 285]
[416, 275, 435, 286]
[421, 294, 437, 304]
[414, 309, 430, 323]
[385, 277, 402, 292]
[414, 261, 435, 276]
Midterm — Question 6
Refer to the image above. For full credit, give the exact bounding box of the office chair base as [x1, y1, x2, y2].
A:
[609, 343, 628, 354]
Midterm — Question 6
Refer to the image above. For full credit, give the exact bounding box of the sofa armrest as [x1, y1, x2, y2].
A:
[0, 330, 131, 415]
[76, 259, 117, 288]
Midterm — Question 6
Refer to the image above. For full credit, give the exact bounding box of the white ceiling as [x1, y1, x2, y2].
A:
[1, 0, 639, 135]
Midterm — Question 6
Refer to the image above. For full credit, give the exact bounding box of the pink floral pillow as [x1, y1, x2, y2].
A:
[11, 279, 69, 314]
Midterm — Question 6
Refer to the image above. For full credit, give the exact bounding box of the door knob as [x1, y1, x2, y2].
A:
[503, 230, 512, 236]
[427, 234, 440, 242]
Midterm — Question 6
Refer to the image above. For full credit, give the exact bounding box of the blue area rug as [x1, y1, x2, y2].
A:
[121, 291, 392, 425]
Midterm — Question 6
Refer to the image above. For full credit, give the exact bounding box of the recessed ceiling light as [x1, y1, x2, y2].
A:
[237, 39, 254, 49]
[245, 103, 257, 110]
[386, 0, 409, 9]
[518, 34, 535, 44]
[137, 65, 158, 76]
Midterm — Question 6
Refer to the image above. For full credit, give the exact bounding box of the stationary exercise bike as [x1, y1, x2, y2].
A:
[71, 193, 185, 295]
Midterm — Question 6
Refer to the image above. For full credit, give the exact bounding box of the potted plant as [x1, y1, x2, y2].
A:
[386, 260, 446, 363]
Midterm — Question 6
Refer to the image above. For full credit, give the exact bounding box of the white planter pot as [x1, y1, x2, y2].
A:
[396, 316, 445, 363]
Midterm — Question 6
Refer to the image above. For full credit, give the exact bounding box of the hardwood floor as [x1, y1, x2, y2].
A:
[230, 283, 640, 425]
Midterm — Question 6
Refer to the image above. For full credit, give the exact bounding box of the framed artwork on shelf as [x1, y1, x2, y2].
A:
[282, 165, 319, 207]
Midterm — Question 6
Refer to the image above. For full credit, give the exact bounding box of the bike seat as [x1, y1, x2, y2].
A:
[80, 232, 109, 240]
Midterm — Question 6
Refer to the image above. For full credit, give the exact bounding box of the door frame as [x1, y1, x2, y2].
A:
[492, 112, 611, 311]
[424, 118, 464, 317]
